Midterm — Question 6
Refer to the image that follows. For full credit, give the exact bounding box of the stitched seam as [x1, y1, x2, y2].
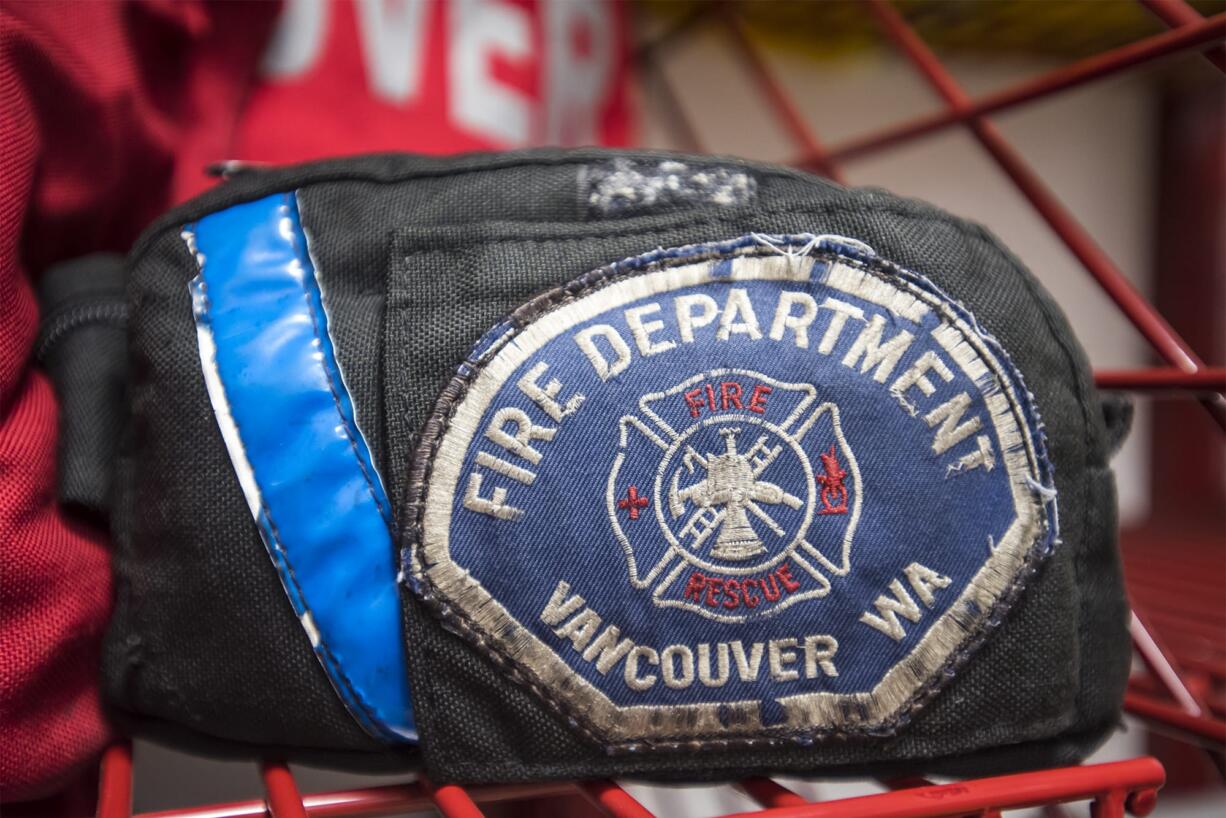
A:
[1000, 238, 1093, 726]
[403, 239, 1057, 753]
[258, 496, 393, 740]
[393, 216, 738, 262]
[131, 150, 814, 261]
[416, 717, 1115, 776]
[392, 216, 761, 327]
[285, 193, 394, 526]
[138, 187, 999, 272]
[276, 196, 400, 735]
[390, 201, 981, 252]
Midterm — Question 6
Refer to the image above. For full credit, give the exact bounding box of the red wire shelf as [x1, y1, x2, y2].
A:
[94, 0, 1226, 815]
[96, 740, 1167, 818]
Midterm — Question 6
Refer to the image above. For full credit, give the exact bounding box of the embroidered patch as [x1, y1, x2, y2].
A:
[405, 234, 1056, 749]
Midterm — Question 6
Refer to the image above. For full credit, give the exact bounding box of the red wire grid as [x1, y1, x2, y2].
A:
[94, 1, 1226, 815]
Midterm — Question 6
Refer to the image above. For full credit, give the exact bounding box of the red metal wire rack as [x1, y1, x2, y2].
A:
[96, 740, 1167, 818]
[94, 1, 1225, 815]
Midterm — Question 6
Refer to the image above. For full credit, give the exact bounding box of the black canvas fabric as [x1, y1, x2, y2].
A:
[101, 149, 1130, 780]
[104, 225, 401, 764]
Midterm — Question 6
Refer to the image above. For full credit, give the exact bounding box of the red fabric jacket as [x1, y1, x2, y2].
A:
[0, 0, 628, 800]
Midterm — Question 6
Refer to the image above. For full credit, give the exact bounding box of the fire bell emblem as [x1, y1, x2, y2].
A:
[670, 427, 804, 561]
[607, 369, 862, 622]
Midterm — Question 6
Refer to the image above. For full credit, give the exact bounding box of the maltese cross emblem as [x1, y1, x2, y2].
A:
[607, 369, 862, 622]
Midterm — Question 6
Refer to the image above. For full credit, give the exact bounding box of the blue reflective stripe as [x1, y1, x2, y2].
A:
[186, 192, 415, 742]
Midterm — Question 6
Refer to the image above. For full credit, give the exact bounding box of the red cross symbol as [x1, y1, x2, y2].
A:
[618, 485, 649, 520]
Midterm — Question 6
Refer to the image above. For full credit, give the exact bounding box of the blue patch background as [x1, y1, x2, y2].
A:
[445, 272, 1021, 708]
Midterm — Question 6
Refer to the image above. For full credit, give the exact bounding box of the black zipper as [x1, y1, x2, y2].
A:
[36, 299, 129, 362]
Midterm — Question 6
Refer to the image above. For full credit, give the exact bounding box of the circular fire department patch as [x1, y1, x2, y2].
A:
[406, 234, 1056, 748]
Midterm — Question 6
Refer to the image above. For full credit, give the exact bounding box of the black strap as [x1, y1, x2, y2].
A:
[37, 253, 128, 516]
